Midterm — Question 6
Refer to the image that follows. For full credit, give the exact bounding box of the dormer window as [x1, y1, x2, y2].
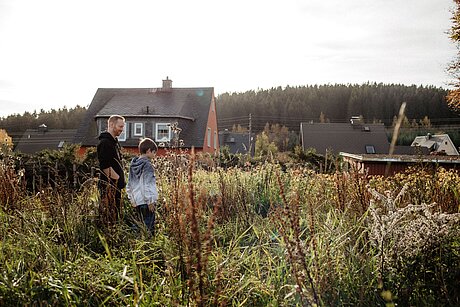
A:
[155, 123, 171, 142]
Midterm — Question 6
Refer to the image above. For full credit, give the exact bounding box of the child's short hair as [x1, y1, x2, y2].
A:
[139, 138, 158, 154]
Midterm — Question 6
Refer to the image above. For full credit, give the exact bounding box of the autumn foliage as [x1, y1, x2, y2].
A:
[447, 1, 460, 111]
[0, 129, 12, 150]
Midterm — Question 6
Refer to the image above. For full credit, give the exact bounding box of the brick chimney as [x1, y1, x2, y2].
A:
[162, 76, 172, 92]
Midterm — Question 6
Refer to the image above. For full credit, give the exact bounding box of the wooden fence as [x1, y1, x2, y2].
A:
[19, 160, 98, 193]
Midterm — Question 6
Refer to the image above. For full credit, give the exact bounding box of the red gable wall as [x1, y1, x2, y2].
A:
[202, 94, 219, 154]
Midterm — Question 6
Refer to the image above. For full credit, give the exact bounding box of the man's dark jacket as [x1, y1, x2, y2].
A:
[97, 131, 126, 189]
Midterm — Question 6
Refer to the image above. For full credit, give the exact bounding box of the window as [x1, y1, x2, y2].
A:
[207, 128, 211, 147]
[118, 124, 127, 141]
[214, 131, 217, 149]
[155, 123, 171, 142]
[365, 145, 375, 154]
[134, 123, 144, 136]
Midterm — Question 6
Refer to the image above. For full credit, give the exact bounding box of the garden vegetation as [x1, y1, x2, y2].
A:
[0, 146, 459, 306]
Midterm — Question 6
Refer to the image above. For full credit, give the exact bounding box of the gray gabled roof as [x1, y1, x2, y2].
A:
[411, 134, 459, 155]
[300, 122, 390, 155]
[74, 87, 214, 147]
[219, 131, 255, 155]
[15, 129, 77, 154]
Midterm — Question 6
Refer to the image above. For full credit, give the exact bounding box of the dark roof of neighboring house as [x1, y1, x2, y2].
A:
[300, 122, 390, 155]
[15, 128, 77, 154]
[219, 131, 255, 154]
[74, 87, 214, 147]
[392, 145, 430, 155]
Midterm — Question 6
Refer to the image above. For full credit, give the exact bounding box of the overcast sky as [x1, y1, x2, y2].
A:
[0, 0, 457, 118]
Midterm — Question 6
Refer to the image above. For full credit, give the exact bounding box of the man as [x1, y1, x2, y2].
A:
[97, 115, 126, 224]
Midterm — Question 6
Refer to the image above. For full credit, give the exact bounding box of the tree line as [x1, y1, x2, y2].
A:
[216, 83, 459, 132]
[0, 106, 87, 142]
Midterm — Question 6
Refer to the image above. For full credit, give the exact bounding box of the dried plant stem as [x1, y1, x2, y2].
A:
[275, 171, 320, 306]
[186, 150, 205, 306]
[386, 102, 406, 176]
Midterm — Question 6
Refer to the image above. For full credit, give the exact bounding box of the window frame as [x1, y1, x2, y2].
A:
[118, 124, 127, 142]
[207, 128, 211, 147]
[365, 145, 375, 154]
[133, 122, 144, 137]
[155, 123, 171, 142]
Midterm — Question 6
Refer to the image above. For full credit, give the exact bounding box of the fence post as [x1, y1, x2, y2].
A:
[47, 163, 50, 186]
[65, 167, 69, 187]
[38, 161, 43, 191]
[55, 161, 59, 185]
[32, 162, 36, 194]
[73, 163, 77, 188]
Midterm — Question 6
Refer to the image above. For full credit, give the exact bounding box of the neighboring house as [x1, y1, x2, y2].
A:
[411, 133, 459, 156]
[219, 130, 255, 155]
[74, 77, 219, 155]
[340, 152, 460, 176]
[300, 121, 390, 155]
[14, 124, 76, 154]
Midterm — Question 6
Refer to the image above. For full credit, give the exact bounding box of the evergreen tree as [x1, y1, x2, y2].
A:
[0, 105, 87, 141]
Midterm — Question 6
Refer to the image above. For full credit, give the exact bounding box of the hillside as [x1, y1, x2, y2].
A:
[216, 83, 459, 132]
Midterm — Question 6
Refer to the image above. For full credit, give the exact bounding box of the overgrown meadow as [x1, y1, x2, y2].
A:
[0, 148, 459, 306]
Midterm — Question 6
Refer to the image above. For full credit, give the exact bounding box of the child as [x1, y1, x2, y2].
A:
[126, 138, 158, 235]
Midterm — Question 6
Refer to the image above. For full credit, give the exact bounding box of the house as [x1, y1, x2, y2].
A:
[340, 152, 460, 176]
[411, 133, 459, 156]
[14, 124, 76, 154]
[74, 77, 219, 155]
[300, 121, 390, 155]
[219, 130, 255, 155]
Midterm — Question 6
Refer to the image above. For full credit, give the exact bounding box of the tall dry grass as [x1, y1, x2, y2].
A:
[0, 151, 459, 306]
